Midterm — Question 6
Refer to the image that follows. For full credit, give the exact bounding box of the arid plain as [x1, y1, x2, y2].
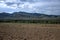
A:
[0, 23, 60, 40]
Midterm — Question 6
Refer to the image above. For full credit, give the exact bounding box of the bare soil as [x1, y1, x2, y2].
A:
[0, 23, 60, 40]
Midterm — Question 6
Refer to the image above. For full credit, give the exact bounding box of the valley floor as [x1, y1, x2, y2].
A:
[0, 23, 60, 40]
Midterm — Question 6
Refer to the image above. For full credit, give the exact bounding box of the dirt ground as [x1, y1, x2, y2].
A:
[0, 23, 60, 40]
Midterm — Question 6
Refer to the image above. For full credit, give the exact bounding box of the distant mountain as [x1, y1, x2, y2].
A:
[0, 12, 60, 20]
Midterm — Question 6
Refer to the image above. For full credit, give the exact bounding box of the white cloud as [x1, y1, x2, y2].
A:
[0, 2, 7, 8]
[0, 0, 18, 9]
[5, 0, 17, 3]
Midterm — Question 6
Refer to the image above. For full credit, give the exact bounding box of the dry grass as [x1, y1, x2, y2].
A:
[0, 23, 60, 40]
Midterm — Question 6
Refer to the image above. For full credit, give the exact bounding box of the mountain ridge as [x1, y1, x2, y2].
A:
[0, 12, 60, 20]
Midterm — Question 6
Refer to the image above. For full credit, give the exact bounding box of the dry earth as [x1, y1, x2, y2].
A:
[0, 23, 60, 40]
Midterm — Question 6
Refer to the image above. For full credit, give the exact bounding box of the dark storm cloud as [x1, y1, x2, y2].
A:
[20, 0, 36, 2]
[5, 2, 15, 6]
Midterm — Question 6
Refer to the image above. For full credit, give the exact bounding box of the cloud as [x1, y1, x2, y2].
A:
[0, 0, 60, 15]
[5, 0, 17, 3]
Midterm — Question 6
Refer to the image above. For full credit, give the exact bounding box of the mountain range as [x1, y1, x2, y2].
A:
[0, 12, 60, 20]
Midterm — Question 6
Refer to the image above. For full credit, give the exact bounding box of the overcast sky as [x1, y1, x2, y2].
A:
[0, 0, 60, 15]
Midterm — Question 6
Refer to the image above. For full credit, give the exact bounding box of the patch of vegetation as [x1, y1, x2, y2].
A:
[0, 20, 60, 24]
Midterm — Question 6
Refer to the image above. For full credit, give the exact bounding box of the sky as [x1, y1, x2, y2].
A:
[0, 0, 60, 15]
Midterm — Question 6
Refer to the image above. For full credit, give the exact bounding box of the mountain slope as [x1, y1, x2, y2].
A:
[0, 12, 60, 20]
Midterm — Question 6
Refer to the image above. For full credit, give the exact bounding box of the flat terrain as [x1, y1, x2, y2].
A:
[0, 23, 60, 40]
